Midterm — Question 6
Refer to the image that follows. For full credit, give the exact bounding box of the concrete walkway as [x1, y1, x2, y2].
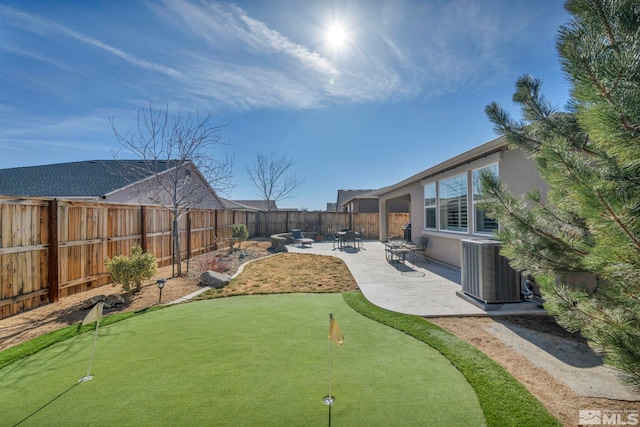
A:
[287, 240, 640, 402]
[288, 240, 542, 317]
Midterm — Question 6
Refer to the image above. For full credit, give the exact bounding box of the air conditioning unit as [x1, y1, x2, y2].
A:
[461, 239, 522, 304]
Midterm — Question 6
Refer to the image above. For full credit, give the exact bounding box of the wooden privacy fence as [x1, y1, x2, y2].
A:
[245, 210, 407, 239]
[0, 196, 408, 319]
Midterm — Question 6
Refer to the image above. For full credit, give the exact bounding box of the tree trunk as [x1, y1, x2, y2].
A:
[173, 217, 182, 277]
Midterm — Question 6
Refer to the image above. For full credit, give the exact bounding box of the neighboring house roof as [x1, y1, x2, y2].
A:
[0, 160, 178, 197]
[221, 199, 260, 211]
[0, 160, 226, 209]
[373, 136, 507, 197]
[336, 189, 378, 209]
[232, 200, 278, 212]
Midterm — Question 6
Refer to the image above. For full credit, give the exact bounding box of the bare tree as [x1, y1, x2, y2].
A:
[111, 103, 233, 276]
[246, 151, 302, 236]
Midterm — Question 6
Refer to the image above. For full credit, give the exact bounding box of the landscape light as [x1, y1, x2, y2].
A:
[157, 279, 166, 304]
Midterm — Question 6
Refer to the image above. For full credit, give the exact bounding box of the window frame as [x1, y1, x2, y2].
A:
[438, 172, 468, 233]
[424, 182, 437, 229]
[472, 163, 499, 235]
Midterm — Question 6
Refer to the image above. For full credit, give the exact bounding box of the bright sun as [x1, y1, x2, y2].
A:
[325, 23, 348, 49]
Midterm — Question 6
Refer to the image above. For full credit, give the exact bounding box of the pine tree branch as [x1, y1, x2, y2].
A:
[594, 0, 620, 54]
[501, 233, 583, 273]
[530, 196, 591, 256]
[545, 281, 618, 330]
[594, 189, 640, 251]
[487, 183, 589, 260]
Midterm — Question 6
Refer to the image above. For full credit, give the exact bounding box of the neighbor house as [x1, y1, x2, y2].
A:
[231, 200, 279, 212]
[0, 160, 226, 209]
[337, 189, 409, 213]
[374, 136, 547, 268]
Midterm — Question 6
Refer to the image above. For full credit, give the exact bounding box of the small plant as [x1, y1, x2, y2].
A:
[205, 255, 231, 273]
[105, 244, 158, 293]
[231, 224, 249, 242]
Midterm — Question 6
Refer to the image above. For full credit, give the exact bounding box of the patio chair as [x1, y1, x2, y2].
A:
[291, 229, 314, 247]
[356, 229, 365, 249]
[342, 230, 357, 248]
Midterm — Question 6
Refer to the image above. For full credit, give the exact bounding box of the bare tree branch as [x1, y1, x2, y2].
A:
[246, 151, 303, 236]
[110, 102, 234, 276]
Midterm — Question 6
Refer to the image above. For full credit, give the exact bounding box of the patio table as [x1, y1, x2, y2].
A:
[383, 241, 415, 264]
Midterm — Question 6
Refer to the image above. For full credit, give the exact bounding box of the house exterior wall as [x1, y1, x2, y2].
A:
[378, 144, 547, 269]
[355, 198, 379, 213]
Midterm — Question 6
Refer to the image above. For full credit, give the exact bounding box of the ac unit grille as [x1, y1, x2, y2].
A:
[461, 239, 521, 303]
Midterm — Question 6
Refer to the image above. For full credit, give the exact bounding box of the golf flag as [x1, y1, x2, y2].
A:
[328, 317, 344, 345]
[82, 301, 104, 325]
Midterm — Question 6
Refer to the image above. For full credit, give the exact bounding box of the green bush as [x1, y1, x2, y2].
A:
[231, 223, 249, 241]
[105, 244, 158, 293]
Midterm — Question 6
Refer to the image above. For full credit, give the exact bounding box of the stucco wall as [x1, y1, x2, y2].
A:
[379, 146, 547, 269]
[499, 147, 547, 198]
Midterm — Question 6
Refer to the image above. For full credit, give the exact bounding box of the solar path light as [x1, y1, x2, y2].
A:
[157, 279, 166, 304]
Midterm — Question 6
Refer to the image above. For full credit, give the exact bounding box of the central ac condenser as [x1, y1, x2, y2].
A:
[461, 239, 522, 304]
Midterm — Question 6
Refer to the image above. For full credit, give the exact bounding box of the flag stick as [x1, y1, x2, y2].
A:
[79, 304, 103, 383]
[79, 318, 100, 383]
[324, 313, 335, 427]
[329, 313, 333, 397]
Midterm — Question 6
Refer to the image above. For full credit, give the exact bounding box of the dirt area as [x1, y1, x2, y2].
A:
[0, 240, 635, 426]
[430, 317, 637, 426]
[0, 240, 274, 352]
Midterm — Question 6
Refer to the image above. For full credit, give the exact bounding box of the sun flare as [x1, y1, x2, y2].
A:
[325, 22, 349, 50]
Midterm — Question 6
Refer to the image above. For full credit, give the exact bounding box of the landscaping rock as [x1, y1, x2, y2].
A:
[200, 270, 232, 288]
[104, 294, 125, 308]
[81, 293, 126, 310]
[81, 295, 106, 309]
[272, 243, 288, 253]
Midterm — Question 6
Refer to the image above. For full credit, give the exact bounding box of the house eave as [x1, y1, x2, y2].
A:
[373, 136, 507, 197]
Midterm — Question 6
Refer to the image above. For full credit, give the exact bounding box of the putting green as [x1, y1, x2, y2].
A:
[1, 294, 484, 426]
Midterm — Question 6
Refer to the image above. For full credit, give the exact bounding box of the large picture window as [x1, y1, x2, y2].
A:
[472, 164, 499, 234]
[424, 183, 436, 229]
[438, 173, 467, 232]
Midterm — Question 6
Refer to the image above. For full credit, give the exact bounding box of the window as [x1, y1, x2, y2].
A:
[424, 183, 436, 229]
[472, 164, 499, 233]
[438, 173, 467, 232]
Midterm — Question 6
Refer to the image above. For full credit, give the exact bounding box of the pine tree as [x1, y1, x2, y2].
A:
[483, 0, 640, 388]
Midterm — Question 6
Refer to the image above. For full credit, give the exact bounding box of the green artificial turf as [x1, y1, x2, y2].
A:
[343, 291, 560, 427]
[0, 293, 484, 426]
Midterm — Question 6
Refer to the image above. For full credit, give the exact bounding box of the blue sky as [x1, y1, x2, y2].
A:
[0, 0, 571, 210]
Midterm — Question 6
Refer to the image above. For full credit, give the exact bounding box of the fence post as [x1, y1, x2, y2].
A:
[214, 209, 218, 247]
[48, 199, 59, 303]
[140, 205, 147, 252]
[187, 212, 192, 260]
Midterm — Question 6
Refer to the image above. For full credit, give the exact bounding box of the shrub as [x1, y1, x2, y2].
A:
[231, 224, 249, 242]
[205, 255, 231, 273]
[105, 244, 158, 293]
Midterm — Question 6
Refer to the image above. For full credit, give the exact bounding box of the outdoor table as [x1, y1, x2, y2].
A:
[337, 230, 358, 249]
[384, 241, 415, 264]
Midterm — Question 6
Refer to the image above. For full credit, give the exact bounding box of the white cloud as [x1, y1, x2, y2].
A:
[1, 0, 566, 116]
[0, 5, 182, 78]
[150, 0, 560, 112]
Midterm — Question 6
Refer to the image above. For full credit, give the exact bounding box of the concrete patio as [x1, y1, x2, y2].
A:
[287, 239, 545, 317]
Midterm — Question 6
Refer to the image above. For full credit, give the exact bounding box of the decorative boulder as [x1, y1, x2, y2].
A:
[81, 295, 106, 310]
[81, 293, 126, 310]
[272, 243, 288, 253]
[200, 270, 232, 288]
[104, 294, 125, 308]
